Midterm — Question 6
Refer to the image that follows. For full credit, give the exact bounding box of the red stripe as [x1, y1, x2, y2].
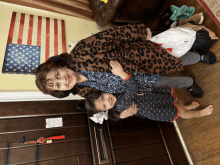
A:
[54, 19, 58, 56]
[37, 16, 42, 46]
[7, 12, 16, 43]
[17, 13, 25, 44]
[123, 72, 131, 81]
[27, 15, 34, 45]
[45, 17, 50, 61]
[199, 0, 220, 28]
[61, 20, 66, 52]
[171, 87, 179, 122]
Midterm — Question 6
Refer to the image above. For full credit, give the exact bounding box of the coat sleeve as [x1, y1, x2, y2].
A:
[115, 75, 138, 112]
[75, 24, 148, 48]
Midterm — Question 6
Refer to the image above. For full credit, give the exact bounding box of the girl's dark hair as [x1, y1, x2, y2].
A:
[85, 91, 121, 121]
[35, 53, 78, 98]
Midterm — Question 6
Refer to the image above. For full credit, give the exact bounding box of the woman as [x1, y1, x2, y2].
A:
[36, 23, 216, 96]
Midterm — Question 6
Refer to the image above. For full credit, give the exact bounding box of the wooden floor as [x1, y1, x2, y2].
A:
[150, 0, 220, 165]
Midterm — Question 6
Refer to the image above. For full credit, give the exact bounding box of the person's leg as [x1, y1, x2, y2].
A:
[153, 75, 204, 98]
[153, 75, 193, 89]
[180, 51, 200, 66]
[177, 103, 213, 119]
[184, 101, 200, 110]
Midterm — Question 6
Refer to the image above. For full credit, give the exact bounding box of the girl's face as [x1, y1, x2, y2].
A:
[94, 93, 117, 111]
[46, 67, 78, 91]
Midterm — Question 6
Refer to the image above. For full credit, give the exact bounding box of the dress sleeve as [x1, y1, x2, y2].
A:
[115, 74, 138, 112]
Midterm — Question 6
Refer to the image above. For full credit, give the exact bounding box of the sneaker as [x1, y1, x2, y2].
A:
[178, 12, 204, 25]
[187, 82, 204, 98]
[198, 49, 217, 64]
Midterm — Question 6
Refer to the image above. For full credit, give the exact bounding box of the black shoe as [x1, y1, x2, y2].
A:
[198, 49, 217, 64]
[187, 82, 204, 98]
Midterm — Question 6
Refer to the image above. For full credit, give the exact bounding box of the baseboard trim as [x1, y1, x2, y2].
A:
[158, 121, 190, 165]
[173, 121, 194, 165]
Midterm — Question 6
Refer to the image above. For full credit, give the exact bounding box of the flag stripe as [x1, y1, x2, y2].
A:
[22, 14, 30, 45]
[61, 20, 66, 52]
[57, 19, 62, 55]
[40, 17, 46, 63]
[27, 15, 34, 45]
[12, 13, 21, 44]
[49, 18, 54, 58]
[37, 16, 42, 46]
[17, 13, 25, 44]
[54, 19, 58, 56]
[45, 17, 50, 61]
[32, 15, 38, 46]
[7, 12, 16, 43]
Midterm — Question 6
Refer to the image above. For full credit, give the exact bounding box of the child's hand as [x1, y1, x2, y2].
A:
[110, 60, 124, 75]
[110, 60, 128, 79]
[120, 102, 138, 119]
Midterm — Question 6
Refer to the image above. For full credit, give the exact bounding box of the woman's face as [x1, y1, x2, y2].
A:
[46, 67, 78, 91]
[94, 93, 117, 111]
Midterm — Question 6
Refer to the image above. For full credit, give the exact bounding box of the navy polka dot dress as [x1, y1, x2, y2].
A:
[115, 74, 179, 122]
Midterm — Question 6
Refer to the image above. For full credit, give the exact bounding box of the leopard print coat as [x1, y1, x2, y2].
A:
[69, 24, 183, 97]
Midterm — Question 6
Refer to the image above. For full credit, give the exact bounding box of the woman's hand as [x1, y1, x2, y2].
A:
[110, 60, 129, 79]
[146, 28, 152, 40]
[120, 101, 138, 119]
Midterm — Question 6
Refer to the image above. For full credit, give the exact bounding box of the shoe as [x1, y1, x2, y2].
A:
[198, 49, 217, 64]
[170, 5, 195, 21]
[187, 82, 204, 98]
[178, 12, 204, 25]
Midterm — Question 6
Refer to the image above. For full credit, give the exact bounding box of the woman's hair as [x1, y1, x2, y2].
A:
[85, 91, 121, 121]
[35, 53, 78, 98]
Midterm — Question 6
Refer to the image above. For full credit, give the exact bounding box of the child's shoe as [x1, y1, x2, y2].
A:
[187, 82, 204, 98]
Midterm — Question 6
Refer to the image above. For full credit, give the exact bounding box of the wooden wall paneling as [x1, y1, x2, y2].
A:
[158, 122, 189, 165]
[110, 131, 163, 149]
[8, 139, 91, 164]
[108, 120, 159, 136]
[88, 119, 114, 165]
[0, 126, 90, 149]
[117, 155, 171, 165]
[0, 114, 88, 133]
[108, 116, 146, 123]
[0, 150, 5, 165]
[107, 118, 171, 165]
[113, 143, 167, 163]
[26, 154, 93, 165]
[0, 100, 86, 118]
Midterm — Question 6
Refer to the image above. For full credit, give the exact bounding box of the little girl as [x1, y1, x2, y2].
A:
[85, 61, 213, 123]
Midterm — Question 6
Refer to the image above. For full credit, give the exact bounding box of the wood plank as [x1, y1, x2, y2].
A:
[118, 155, 171, 165]
[26, 154, 93, 165]
[8, 139, 91, 164]
[114, 143, 167, 163]
[0, 114, 88, 133]
[108, 116, 146, 124]
[0, 149, 5, 165]
[108, 120, 159, 136]
[110, 131, 163, 149]
[150, 0, 220, 164]
[0, 100, 86, 118]
[0, 126, 89, 149]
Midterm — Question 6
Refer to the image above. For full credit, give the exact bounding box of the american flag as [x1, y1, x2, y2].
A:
[2, 12, 66, 74]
